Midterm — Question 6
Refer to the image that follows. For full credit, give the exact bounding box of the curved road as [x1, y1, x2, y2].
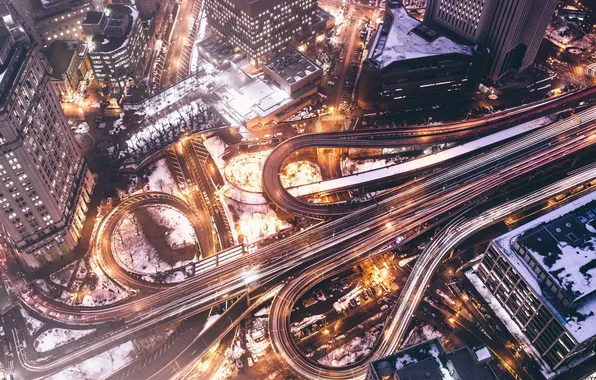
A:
[263, 86, 596, 217]
[5, 104, 596, 376]
[268, 164, 596, 380]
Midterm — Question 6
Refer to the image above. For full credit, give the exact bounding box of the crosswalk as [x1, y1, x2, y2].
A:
[165, 148, 188, 189]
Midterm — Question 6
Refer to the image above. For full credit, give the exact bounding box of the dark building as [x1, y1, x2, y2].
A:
[46, 40, 88, 99]
[367, 338, 497, 380]
[425, 0, 557, 81]
[582, 0, 596, 33]
[357, 2, 487, 110]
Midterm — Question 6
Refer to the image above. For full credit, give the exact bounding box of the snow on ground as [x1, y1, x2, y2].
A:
[402, 324, 444, 348]
[200, 314, 221, 334]
[225, 151, 322, 192]
[289, 116, 552, 197]
[120, 97, 212, 159]
[280, 161, 322, 188]
[147, 206, 197, 248]
[20, 307, 43, 336]
[395, 353, 416, 370]
[333, 285, 362, 313]
[34, 328, 95, 353]
[247, 317, 269, 356]
[398, 254, 419, 267]
[227, 200, 291, 243]
[466, 270, 555, 379]
[146, 159, 180, 196]
[81, 257, 132, 307]
[112, 205, 197, 275]
[546, 17, 595, 49]
[291, 314, 326, 334]
[224, 150, 270, 192]
[165, 270, 189, 284]
[205, 136, 292, 243]
[342, 158, 392, 176]
[137, 76, 199, 118]
[254, 306, 269, 317]
[317, 323, 383, 367]
[436, 289, 456, 305]
[46, 341, 135, 380]
[203, 136, 228, 170]
[49, 261, 77, 286]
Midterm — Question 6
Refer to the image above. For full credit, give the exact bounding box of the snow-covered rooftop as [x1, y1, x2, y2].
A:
[474, 346, 492, 362]
[265, 49, 321, 86]
[88, 4, 139, 54]
[368, 4, 473, 69]
[493, 191, 596, 343]
[220, 78, 291, 122]
[370, 338, 496, 380]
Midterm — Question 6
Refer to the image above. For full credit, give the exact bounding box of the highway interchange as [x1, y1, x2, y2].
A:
[3, 88, 596, 378]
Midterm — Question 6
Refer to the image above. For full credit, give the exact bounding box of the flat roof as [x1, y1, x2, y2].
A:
[447, 347, 496, 380]
[493, 191, 596, 343]
[265, 49, 321, 86]
[197, 36, 237, 64]
[368, 4, 473, 70]
[88, 5, 138, 54]
[225, 78, 290, 119]
[82, 11, 103, 25]
[370, 338, 496, 380]
[46, 40, 78, 78]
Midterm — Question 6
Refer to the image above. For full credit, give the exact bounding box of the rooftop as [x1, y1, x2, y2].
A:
[367, 4, 473, 69]
[82, 10, 103, 25]
[370, 338, 496, 380]
[0, 4, 31, 107]
[46, 40, 78, 79]
[265, 49, 321, 85]
[197, 36, 238, 65]
[493, 191, 596, 343]
[218, 78, 291, 123]
[88, 5, 138, 54]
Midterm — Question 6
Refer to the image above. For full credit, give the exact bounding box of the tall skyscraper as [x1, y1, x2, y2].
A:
[203, 0, 317, 62]
[425, 0, 557, 81]
[0, 2, 95, 271]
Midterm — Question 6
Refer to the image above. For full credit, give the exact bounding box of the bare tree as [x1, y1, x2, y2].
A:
[156, 178, 166, 192]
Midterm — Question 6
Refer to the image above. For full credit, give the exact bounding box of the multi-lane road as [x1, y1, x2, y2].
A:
[4, 93, 596, 378]
[268, 163, 596, 379]
[263, 86, 596, 217]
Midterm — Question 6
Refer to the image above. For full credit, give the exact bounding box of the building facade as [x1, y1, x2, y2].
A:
[474, 193, 596, 371]
[46, 40, 89, 99]
[33, 2, 92, 47]
[83, 4, 147, 93]
[0, 3, 95, 271]
[203, 0, 317, 62]
[424, 0, 557, 81]
[357, 2, 487, 110]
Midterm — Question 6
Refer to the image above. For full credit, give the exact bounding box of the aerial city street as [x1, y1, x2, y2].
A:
[0, 0, 595, 379]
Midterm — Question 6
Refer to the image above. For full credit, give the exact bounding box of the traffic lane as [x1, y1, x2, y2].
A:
[171, 147, 216, 257]
[262, 97, 596, 217]
[107, 311, 208, 380]
[267, 160, 596, 379]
